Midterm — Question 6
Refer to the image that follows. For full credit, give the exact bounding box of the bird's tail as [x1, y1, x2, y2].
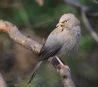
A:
[28, 61, 43, 83]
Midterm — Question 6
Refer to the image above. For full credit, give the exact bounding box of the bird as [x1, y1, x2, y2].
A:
[28, 13, 81, 83]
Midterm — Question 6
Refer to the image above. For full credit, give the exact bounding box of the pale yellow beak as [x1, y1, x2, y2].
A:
[56, 22, 64, 27]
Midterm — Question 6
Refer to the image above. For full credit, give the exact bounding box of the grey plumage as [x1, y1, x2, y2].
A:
[28, 13, 81, 83]
[28, 61, 42, 83]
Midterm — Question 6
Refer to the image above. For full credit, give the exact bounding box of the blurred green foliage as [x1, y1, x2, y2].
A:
[0, 0, 98, 87]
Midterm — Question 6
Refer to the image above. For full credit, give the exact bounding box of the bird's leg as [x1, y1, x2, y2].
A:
[55, 56, 70, 71]
[61, 65, 70, 71]
[49, 56, 70, 71]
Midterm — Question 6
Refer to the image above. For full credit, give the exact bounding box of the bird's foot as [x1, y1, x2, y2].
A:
[63, 65, 70, 71]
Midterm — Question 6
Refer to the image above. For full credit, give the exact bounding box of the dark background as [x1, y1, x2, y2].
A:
[0, 0, 98, 87]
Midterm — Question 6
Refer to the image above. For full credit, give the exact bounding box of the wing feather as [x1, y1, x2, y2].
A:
[39, 43, 63, 61]
[38, 27, 67, 61]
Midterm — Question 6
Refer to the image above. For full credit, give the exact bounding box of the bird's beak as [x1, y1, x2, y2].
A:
[56, 22, 64, 27]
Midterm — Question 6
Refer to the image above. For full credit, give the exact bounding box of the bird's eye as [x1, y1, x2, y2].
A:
[65, 20, 68, 22]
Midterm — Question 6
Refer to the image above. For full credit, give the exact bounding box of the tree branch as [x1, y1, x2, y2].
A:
[63, 0, 98, 43]
[81, 10, 98, 43]
[0, 73, 8, 87]
[63, 0, 89, 12]
[64, 0, 98, 17]
[0, 20, 75, 87]
[0, 20, 42, 52]
[91, 0, 98, 4]
[49, 56, 75, 87]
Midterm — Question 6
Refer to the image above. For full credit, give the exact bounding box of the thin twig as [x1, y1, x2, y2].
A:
[81, 10, 98, 43]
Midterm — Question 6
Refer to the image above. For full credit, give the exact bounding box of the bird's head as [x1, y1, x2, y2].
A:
[56, 13, 80, 29]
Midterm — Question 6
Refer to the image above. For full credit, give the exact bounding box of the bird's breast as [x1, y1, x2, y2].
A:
[57, 27, 80, 57]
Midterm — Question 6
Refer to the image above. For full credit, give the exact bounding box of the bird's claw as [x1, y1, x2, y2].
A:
[64, 65, 70, 71]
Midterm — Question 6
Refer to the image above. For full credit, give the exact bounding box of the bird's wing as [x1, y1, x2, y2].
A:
[38, 27, 67, 61]
[38, 43, 64, 61]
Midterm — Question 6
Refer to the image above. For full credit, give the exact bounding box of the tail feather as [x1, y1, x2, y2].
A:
[28, 61, 43, 83]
